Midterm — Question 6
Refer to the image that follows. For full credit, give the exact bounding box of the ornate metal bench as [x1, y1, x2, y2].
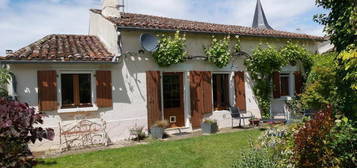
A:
[58, 119, 109, 152]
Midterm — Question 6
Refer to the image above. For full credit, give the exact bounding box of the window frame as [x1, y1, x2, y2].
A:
[280, 73, 290, 97]
[57, 70, 97, 112]
[211, 72, 232, 111]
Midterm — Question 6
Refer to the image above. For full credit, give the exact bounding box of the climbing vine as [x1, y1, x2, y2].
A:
[280, 42, 313, 74]
[205, 35, 241, 68]
[245, 45, 284, 118]
[244, 42, 313, 118]
[153, 31, 187, 67]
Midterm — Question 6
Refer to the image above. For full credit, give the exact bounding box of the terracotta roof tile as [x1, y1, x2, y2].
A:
[90, 9, 324, 41]
[3, 34, 114, 62]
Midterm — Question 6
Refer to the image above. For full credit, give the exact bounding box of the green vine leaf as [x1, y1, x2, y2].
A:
[152, 31, 187, 67]
[204, 36, 233, 68]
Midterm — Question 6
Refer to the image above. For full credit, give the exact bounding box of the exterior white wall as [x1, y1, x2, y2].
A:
[89, 12, 119, 55]
[7, 16, 321, 151]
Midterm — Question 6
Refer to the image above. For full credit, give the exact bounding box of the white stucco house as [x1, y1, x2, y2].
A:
[0, 0, 325, 151]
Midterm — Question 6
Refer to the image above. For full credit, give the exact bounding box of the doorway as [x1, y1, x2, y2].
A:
[162, 72, 185, 128]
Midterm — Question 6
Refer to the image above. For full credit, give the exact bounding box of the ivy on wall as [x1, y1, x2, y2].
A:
[244, 42, 313, 118]
[152, 31, 187, 67]
[204, 35, 241, 68]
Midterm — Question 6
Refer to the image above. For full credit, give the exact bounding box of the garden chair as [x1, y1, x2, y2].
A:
[229, 107, 253, 128]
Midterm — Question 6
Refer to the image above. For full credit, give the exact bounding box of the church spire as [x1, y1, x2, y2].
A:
[252, 0, 273, 29]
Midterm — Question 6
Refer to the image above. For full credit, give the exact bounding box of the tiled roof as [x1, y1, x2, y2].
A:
[91, 9, 325, 41]
[3, 34, 114, 62]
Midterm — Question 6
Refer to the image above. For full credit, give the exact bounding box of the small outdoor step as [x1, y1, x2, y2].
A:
[165, 127, 192, 136]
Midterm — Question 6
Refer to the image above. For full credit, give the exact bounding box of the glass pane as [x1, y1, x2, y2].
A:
[280, 76, 290, 96]
[79, 74, 92, 104]
[61, 74, 74, 106]
[163, 74, 180, 108]
[213, 74, 229, 109]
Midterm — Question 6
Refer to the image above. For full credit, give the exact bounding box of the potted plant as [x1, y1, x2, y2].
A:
[249, 117, 260, 126]
[201, 119, 218, 134]
[150, 120, 169, 139]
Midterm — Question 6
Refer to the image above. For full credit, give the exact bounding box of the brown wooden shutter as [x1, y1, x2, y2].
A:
[273, 71, 281, 98]
[96, 71, 112, 107]
[190, 71, 212, 128]
[38, 70, 57, 111]
[146, 71, 162, 128]
[234, 71, 246, 111]
[294, 71, 303, 95]
[202, 72, 213, 114]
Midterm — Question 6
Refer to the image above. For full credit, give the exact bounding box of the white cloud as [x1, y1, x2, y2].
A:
[0, 0, 9, 9]
[0, 0, 100, 55]
[125, 0, 191, 19]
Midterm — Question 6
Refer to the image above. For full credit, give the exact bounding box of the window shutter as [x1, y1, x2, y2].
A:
[190, 71, 213, 128]
[96, 71, 112, 107]
[37, 70, 57, 111]
[273, 72, 281, 98]
[202, 72, 213, 114]
[146, 71, 162, 128]
[190, 71, 203, 128]
[234, 71, 246, 111]
[294, 71, 303, 95]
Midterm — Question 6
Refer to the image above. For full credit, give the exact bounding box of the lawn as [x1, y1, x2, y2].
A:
[36, 129, 262, 168]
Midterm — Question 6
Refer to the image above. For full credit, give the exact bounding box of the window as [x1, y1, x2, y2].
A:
[212, 74, 229, 110]
[163, 74, 181, 108]
[61, 74, 92, 108]
[280, 74, 290, 96]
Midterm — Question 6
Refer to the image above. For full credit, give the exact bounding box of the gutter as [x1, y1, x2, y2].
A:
[117, 26, 326, 41]
[0, 60, 119, 64]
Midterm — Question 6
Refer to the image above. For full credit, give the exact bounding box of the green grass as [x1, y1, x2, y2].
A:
[36, 129, 262, 168]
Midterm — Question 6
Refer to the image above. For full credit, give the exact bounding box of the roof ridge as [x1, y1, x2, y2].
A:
[90, 8, 323, 40]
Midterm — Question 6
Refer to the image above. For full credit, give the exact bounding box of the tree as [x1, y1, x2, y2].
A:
[314, 0, 357, 52]
[0, 99, 54, 168]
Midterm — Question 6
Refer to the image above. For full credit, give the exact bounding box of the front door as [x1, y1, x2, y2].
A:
[163, 72, 184, 128]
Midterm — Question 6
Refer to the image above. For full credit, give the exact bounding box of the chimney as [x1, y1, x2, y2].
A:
[102, 0, 122, 18]
[6, 50, 13, 56]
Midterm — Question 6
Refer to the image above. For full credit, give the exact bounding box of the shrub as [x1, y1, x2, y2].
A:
[259, 123, 302, 168]
[293, 106, 335, 168]
[232, 148, 276, 168]
[301, 53, 337, 110]
[154, 120, 169, 128]
[0, 98, 54, 168]
[202, 119, 217, 124]
[326, 117, 357, 168]
[129, 125, 146, 141]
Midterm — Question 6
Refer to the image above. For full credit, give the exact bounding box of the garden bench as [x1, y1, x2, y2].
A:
[58, 119, 109, 152]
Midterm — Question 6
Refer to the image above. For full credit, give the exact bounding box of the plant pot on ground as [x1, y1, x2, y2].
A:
[150, 120, 169, 139]
[249, 118, 260, 127]
[201, 119, 218, 134]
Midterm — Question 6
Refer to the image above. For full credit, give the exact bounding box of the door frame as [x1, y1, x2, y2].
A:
[161, 72, 185, 128]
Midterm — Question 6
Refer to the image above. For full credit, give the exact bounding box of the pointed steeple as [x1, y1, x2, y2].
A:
[252, 0, 273, 29]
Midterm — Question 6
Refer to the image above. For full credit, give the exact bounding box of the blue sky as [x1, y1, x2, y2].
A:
[0, 0, 326, 56]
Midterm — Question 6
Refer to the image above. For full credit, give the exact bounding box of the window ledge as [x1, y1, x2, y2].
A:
[274, 96, 293, 101]
[58, 106, 98, 113]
